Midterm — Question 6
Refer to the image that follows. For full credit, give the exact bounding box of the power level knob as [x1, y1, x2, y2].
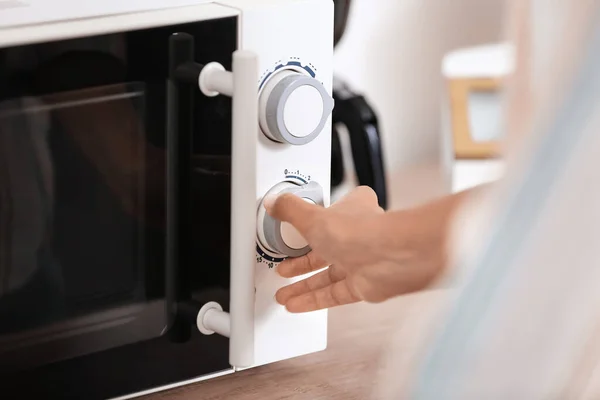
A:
[259, 70, 334, 145]
[257, 181, 324, 257]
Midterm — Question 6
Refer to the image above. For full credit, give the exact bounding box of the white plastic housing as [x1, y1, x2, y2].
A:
[199, 62, 232, 97]
[229, 50, 260, 368]
[0, 2, 238, 47]
[197, 302, 230, 337]
[189, 51, 259, 369]
[219, 0, 333, 368]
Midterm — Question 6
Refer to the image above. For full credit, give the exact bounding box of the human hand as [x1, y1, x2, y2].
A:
[265, 186, 447, 313]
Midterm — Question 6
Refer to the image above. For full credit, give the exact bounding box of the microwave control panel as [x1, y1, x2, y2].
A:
[258, 61, 334, 145]
[256, 180, 324, 260]
[227, 0, 333, 370]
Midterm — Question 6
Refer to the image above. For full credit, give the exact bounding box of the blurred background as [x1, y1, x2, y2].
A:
[332, 0, 507, 207]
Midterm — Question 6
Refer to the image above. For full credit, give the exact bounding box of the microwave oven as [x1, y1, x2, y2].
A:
[0, 0, 333, 398]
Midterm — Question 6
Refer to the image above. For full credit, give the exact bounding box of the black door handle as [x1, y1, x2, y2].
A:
[166, 32, 199, 343]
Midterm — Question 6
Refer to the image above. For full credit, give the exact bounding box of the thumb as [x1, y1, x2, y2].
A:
[264, 192, 322, 236]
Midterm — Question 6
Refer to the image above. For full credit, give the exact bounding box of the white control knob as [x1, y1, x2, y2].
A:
[259, 70, 334, 145]
[257, 181, 324, 257]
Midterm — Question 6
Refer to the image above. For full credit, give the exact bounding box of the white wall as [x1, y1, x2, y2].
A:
[333, 0, 507, 202]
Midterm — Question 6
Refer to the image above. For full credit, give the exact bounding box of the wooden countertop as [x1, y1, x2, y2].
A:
[145, 166, 451, 400]
[145, 292, 449, 400]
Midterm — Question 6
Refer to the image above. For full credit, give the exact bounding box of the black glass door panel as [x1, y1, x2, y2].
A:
[0, 16, 237, 399]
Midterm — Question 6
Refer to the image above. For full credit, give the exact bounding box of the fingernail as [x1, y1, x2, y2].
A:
[276, 263, 290, 278]
[274, 290, 285, 305]
[263, 194, 277, 211]
[285, 299, 302, 313]
[276, 265, 285, 276]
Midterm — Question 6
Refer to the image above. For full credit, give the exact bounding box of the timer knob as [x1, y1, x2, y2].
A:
[257, 181, 324, 257]
[259, 70, 334, 145]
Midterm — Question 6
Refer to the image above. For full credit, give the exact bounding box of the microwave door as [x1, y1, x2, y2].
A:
[0, 84, 166, 371]
[0, 14, 239, 398]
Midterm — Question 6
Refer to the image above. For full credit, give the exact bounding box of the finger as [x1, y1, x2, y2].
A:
[277, 251, 329, 278]
[284, 279, 360, 313]
[264, 192, 321, 235]
[336, 185, 379, 206]
[275, 265, 345, 305]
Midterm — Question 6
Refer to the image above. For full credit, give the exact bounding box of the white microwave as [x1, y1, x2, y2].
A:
[0, 0, 333, 398]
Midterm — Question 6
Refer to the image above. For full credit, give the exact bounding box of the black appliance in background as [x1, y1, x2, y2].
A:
[331, 0, 388, 209]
